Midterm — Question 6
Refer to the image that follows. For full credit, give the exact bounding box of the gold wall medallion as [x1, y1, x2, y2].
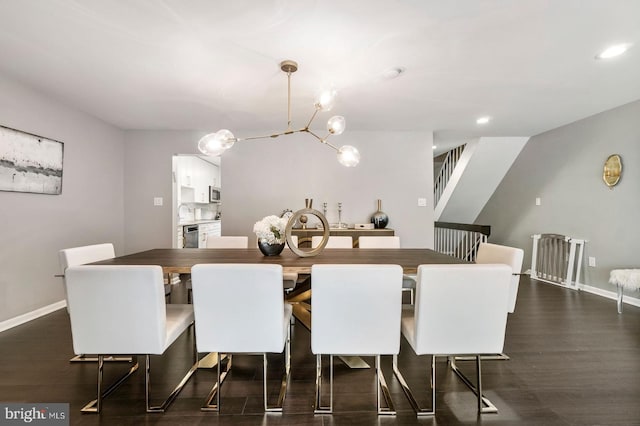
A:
[603, 154, 622, 188]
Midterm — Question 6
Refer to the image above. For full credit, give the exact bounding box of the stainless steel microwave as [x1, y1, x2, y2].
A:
[209, 186, 221, 203]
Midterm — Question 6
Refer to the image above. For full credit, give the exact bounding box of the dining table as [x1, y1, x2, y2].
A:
[92, 247, 460, 274]
[92, 247, 463, 328]
[92, 247, 464, 368]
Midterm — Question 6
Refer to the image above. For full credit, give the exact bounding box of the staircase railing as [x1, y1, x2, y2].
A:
[434, 144, 465, 206]
[434, 222, 491, 262]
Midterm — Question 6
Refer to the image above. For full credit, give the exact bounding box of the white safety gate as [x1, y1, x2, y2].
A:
[530, 234, 586, 288]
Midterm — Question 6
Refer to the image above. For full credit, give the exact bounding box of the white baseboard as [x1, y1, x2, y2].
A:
[0, 300, 66, 333]
[525, 269, 640, 309]
[578, 283, 640, 308]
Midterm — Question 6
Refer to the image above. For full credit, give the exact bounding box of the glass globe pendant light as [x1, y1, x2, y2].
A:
[314, 89, 337, 111]
[337, 145, 360, 167]
[197, 129, 235, 156]
[327, 116, 346, 135]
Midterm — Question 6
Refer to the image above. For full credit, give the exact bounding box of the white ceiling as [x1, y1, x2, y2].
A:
[0, 1, 639, 155]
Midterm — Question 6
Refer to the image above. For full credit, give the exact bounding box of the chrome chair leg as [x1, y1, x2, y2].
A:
[81, 355, 139, 413]
[70, 354, 133, 363]
[455, 353, 510, 361]
[314, 354, 333, 414]
[449, 356, 498, 413]
[146, 334, 198, 413]
[376, 355, 396, 415]
[392, 354, 435, 416]
[201, 353, 233, 411]
[265, 323, 291, 412]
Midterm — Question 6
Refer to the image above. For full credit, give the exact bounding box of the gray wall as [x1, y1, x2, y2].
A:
[123, 130, 201, 253]
[222, 131, 434, 247]
[0, 73, 125, 322]
[123, 130, 434, 252]
[477, 99, 640, 292]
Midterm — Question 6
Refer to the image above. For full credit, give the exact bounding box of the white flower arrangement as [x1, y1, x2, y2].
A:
[253, 215, 288, 245]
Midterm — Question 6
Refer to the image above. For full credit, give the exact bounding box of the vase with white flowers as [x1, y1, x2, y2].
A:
[253, 215, 288, 256]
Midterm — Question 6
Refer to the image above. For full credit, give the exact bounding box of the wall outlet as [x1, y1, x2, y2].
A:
[153, 197, 163, 206]
[588, 256, 596, 267]
[535, 197, 541, 206]
[417, 197, 427, 207]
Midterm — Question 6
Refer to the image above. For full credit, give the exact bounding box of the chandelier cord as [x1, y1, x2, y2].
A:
[287, 70, 293, 132]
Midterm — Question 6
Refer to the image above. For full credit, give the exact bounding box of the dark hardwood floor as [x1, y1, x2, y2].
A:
[1, 277, 639, 426]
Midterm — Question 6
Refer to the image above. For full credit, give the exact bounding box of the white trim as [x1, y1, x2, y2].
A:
[0, 300, 66, 333]
[527, 274, 640, 309]
[578, 283, 640, 308]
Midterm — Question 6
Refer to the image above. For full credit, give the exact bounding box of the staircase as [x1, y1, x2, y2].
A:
[434, 137, 530, 223]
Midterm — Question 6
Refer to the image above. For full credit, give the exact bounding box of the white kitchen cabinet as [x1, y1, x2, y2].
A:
[177, 156, 220, 204]
[176, 226, 184, 248]
[199, 221, 222, 248]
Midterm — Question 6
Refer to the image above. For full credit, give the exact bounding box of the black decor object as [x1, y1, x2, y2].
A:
[370, 199, 389, 229]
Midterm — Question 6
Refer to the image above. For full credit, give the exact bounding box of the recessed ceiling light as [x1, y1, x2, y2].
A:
[476, 116, 491, 125]
[595, 43, 631, 60]
[381, 67, 405, 80]
[432, 145, 437, 150]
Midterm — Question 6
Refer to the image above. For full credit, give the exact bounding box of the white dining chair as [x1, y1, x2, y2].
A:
[311, 264, 403, 415]
[59, 243, 116, 312]
[65, 265, 197, 413]
[475, 242, 524, 313]
[358, 236, 417, 304]
[190, 263, 292, 412]
[59, 243, 148, 363]
[393, 264, 512, 416]
[311, 235, 353, 248]
[187, 236, 250, 302]
[205, 236, 249, 248]
[357, 236, 401, 248]
[204, 235, 298, 292]
[59, 243, 172, 306]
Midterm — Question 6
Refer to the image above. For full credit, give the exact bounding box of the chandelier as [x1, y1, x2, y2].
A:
[197, 60, 360, 167]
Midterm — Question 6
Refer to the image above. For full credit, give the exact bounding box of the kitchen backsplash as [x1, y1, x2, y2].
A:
[178, 203, 220, 222]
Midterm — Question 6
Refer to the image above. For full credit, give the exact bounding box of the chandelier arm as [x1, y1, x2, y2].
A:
[307, 130, 339, 151]
[235, 127, 309, 142]
[324, 140, 339, 151]
[236, 134, 280, 141]
[306, 129, 323, 142]
[304, 108, 320, 130]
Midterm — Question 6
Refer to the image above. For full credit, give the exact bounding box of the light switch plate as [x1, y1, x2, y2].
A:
[417, 198, 427, 207]
[588, 256, 596, 267]
[153, 197, 163, 206]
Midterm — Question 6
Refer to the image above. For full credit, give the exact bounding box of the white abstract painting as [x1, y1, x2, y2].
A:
[0, 125, 63, 195]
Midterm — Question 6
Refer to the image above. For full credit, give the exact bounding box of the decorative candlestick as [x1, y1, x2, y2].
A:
[337, 202, 344, 228]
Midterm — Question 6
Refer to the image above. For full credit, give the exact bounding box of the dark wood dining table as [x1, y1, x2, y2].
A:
[92, 247, 462, 275]
[93, 247, 463, 331]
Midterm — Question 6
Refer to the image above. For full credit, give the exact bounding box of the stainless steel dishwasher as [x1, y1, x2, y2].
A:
[183, 225, 199, 248]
